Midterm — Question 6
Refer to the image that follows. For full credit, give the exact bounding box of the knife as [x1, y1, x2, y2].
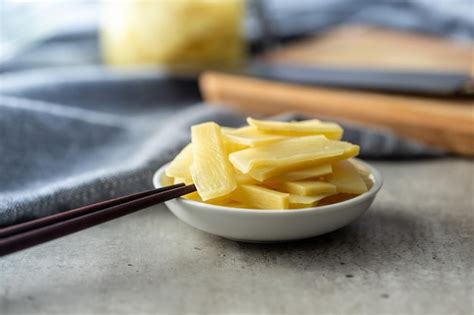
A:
[237, 62, 473, 96]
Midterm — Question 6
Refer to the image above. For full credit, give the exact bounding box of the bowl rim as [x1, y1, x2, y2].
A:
[153, 158, 383, 215]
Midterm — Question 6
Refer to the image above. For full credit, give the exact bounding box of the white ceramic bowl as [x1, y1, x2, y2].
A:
[153, 160, 383, 243]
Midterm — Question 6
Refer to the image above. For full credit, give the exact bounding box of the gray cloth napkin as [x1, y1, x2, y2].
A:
[0, 67, 442, 226]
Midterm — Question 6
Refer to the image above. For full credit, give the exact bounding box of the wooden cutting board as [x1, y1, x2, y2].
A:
[199, 26, 474, 156]
[260, 25, 474, 75]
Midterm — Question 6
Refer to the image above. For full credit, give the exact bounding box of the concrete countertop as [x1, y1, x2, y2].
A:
[1, 158, 472, 315]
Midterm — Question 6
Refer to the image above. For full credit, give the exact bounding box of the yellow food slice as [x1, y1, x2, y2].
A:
[221, 127, 236, 133]
[165, 144, 193, 179]
[349, 159, 371, 178]
[221, 127, 249, 152]
[318, 193, 358, 206]
[173, 179, 231, 204]
[265, 164, 332, 183]
[269, 180, 337, 196]
[172, 177, 200, 200]
[173, 177, 193, 185]
[327, 160, 368, 194]
[235, 170, 259, 185]
[248, 144, 359, 182]
[224, 139, 248, 153]
[225, 126, 289, 146]
[348, 159, 374, 190]
[231, 184, 289, 209]
[289, 194, 332, 208]
[361, 175, 373, 190]
[219, 200, 251, 209]
[160, 174, 175, 186]
[247, 117, 343, 140]
[191, 122, 237, 201]
[230, 135, 356, 173]
[183, 193, 232, 204]
[182, 192, 201, 201]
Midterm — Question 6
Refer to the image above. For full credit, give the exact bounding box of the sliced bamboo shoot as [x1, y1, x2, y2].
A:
[182, 192, 202, 201]
[265, 164, 332, 183]
[165, 117, 366, 210]
[229, 135, 356, 173]
[318, 193, 358, 206]
[165, 144, 193, 179]
[235, 170, 259, 185]
[173, 177, 193, 185]
[224, 200, 251, 209]
[161, 174, 175, 186]
[173, 177, 198, 199]
[225, 126, 289, 146]
[289, 194, 332, 208]
[349, 159, 374, 189]
[221, 126, 249, 152]
[350, 159, 371, 178]
[221, 127, 236, 133]
[173, 177, 200, 200]
[269, 180, 337, 196]
[191, 122, 237, 200]
[247, 117, 343, 140]
[248, 144, 359, 182]
[224, 139, 249, 153]
[327, 160, 368, 194]
[361, 175, 373, 190]
[231, 184, 289, 209]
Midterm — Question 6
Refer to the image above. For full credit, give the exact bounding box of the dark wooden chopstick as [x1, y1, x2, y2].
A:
[0, 183, 185, 238]
[0, 184, 196, 257]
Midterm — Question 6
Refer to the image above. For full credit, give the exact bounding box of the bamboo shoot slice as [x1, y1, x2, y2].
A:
[247, 117, 343, 140]
[289, 194, 332, 208]
[248, 144, 359, 181]
[225, 126, 289, 146]
[191, 122, 237, 201]
[231, 184, 289, 209]
[224, 139, 249, 153]
[221, 127, 236, 133]
[327, 160, 368, 194]
[173, 177, 201, 200]
[224, 201, 251, 209]
[361, 175, 373, 190]
[265, 164, 332, 183]
[222, 126, 249, 152]
[165, 144, 193, 179]
[349, 159, 371, 178]
[235, 170, 259, 185]
[348, 159, 374, 189]
[318, 193, 358, 206]
[173, 177, 193, 185]
[229, 136, 353, 173]
[161, 174, 175, 186]
[269, 180, 337, 196]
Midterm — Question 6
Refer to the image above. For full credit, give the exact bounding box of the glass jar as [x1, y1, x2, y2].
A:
[101, 0, 246, 69]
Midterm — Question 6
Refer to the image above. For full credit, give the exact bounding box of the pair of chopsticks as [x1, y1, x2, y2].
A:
[0, 183, 196, 257]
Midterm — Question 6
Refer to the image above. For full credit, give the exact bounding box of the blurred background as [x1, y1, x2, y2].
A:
[0, 0, 473, 225]
[2, 0, 472, 152]
[1, 0, 472, 70]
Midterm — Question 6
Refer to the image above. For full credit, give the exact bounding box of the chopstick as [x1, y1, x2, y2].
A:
[0, 184, 196, 257]
[0, 183, 186, 238]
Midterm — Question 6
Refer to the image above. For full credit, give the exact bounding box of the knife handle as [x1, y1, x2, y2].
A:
[200, 71, 474, 156]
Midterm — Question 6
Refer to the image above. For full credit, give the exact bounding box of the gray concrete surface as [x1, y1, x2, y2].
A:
[1, 158, 473, 315]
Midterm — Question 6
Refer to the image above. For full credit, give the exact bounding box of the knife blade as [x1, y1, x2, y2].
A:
[237, 62, 473, 96]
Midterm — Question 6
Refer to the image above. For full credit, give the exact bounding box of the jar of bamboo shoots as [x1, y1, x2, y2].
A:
[100, 0, 246, 69]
